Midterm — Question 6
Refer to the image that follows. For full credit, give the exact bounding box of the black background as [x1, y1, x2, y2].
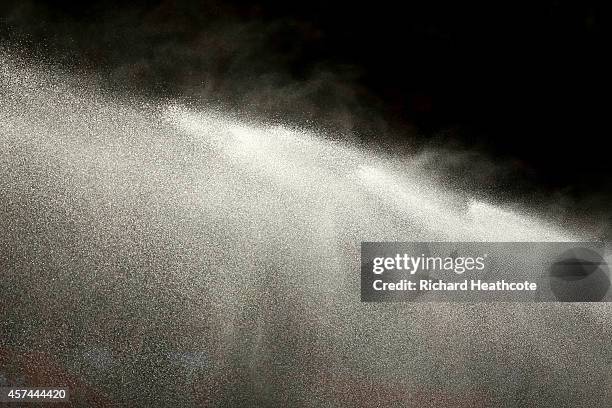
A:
[1, 0, 610, 202]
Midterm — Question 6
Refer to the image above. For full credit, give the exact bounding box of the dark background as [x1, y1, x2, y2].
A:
[1, 0, 609, 203]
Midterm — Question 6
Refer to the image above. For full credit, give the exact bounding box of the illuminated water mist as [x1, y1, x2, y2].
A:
[1, 53, 610, 407]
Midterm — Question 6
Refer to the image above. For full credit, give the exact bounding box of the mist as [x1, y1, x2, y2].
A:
[2, 46, 611, 407]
